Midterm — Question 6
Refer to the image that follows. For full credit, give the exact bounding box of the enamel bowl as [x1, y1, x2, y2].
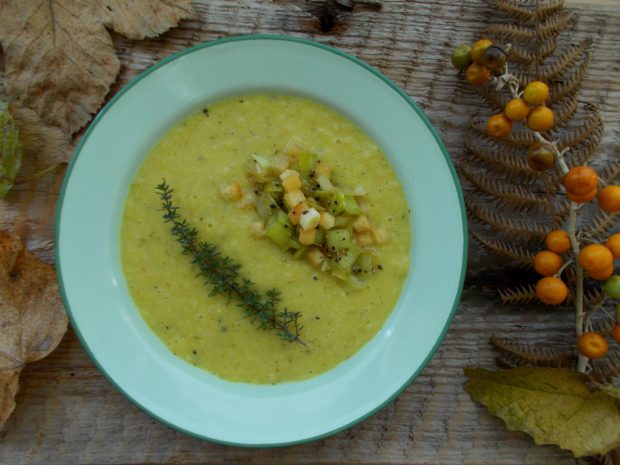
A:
[55, 35, 466, 446]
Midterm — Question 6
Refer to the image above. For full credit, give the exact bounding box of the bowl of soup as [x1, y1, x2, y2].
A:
[55, 35, 466, 446]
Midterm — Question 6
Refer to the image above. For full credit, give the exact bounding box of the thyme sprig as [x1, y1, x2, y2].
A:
[156, 181, 304, 344]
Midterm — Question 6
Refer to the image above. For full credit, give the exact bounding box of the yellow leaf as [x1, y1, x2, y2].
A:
[0, 0, 197, 135]
[465, 367, 620, 457]
[0, 230, 68, 428]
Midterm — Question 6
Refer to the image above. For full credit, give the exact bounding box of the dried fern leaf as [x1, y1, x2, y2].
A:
[550, 59, 592, 106]
[552, 92, 579, 127]
[601, 157, 620, 184]
[475, 85, 507, 112]
[484, 23, 537, 43]
[537, 10, 574, 40]
[470, 229, 535, 266]
[483, 0, 534, 22]
[466, 195, 548, 239]
[538, 39, 592, 82]
[491, 336, 576, 367]
[584, 287, 607, 309]
[554, 107, 602, 150]
[583, 211, 619, 240]
[535, 0, 566, 20]
[459, 161, 549, 208]
[509, 37, 558, 68]
[498, 283, 539, 305]
[591, 351, 620, 383]
[464, 140, 543, 183]
[563, 132, 604, 168]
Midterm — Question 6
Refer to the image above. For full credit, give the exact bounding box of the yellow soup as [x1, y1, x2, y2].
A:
[121, 95, 410, 384]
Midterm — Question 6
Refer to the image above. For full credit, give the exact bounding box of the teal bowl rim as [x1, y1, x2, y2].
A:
[54, 34, 468, 448]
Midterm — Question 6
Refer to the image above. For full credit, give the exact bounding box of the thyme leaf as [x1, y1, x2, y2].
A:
[156, 180, 304, 345]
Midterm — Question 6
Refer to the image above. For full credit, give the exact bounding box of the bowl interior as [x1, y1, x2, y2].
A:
[56, 35, 466, 446]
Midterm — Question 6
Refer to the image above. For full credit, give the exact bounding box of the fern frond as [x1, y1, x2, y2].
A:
[466, 195, 549, 239]
[484, 23, 536, 43]
[537, 39, 592, 82]
[483, 0, 534, 22]
[553, 106, 602, 150]
[498, 283, 538, 305]
[537, 10, 574, 40]
[459, 160, 549, 208]
[582, 211, 619, 240]
[535, 0, 566, 20]
[591, 351, 620, 383]
[549, 59, 590, 103]
[552, 92, 578, 127]
[475, 84, 507, 112]
[464, 136, 543, 183]
[584, 287, 607, 309]
[601, 156, 620, 184]
[470, 229, 535, 266]
[508, 38, 557, 66]
[563, 131, 603, 168]
[491, 336, 576, 368]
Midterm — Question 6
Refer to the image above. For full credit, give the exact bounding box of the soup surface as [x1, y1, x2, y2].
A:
[121, 94, 410, 383]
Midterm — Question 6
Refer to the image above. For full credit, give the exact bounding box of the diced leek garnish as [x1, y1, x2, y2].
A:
[331, 264, 350, 281]
[297, 151, 317, 174]
[336, 242, 360, 270]
[256, 192, 277, 219]
[244, 149, 386, 289]
[354, 253, 374, 275]
[293, 245, 310, 259]
[333, 215, 351, 228]
[328, 192, 346, 215]
[343, 194, 362, 215]
[263, 179, 283, 196]
[266, 210, 293, 250]
[326, 229, 350, 253]
[313, 228, 325, 246]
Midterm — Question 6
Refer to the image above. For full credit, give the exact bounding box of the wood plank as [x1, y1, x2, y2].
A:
[1, 0, 618, 463]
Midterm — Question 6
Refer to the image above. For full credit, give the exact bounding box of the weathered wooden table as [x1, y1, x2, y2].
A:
[1, 1, 619, 463]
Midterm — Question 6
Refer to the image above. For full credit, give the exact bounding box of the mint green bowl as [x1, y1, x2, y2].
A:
[55, 35, 467, 447]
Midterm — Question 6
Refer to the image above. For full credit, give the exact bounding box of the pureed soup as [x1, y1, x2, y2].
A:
[121, 94, 410, 384]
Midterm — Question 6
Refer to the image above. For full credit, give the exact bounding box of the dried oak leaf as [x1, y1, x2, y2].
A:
[0, 230, 67, 429]
[465, 367, 620, 457]
[0, 0, 197, 135]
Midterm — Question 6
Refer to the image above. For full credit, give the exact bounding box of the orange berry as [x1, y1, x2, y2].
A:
[563, 166, 599, 195]
[471, 39, 493, 64]
[577, 332, 608, 359]
[523, 81, 550, 105]
[587, 264, 614, 281]
[486, 113, 512, 138]
[605, 233, 620, 259]
[567, 186, 598, 204]
[545, 230, 571, 254]
[612, 324, 620, 345]
[526, 106, 554, 132]
[504, 98, 530, 121]
[598, 185, 620, 213]
[527, 142, 556, 171]
[535, 276, 568, 305]
[579, 244, 614, 273]
[533, 250, 563, 277]
[466, 63, 491, 85]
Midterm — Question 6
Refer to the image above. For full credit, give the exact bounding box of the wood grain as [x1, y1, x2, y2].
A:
[0, 0, 619, 464]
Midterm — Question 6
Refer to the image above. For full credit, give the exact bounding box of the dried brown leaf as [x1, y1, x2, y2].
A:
[0, 0, 197, 135]
[0, 230, 68, 429]
[498, 283, 539, 306]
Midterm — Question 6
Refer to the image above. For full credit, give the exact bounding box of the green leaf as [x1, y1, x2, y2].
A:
[0, 99, 22, 198]
[464, 367, 620, 457]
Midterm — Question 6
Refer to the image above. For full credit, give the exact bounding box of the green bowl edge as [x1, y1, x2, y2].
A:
[54, 33, 469, 449]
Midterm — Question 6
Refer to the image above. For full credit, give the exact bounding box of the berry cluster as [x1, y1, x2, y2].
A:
[453, 38, 620, 364]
